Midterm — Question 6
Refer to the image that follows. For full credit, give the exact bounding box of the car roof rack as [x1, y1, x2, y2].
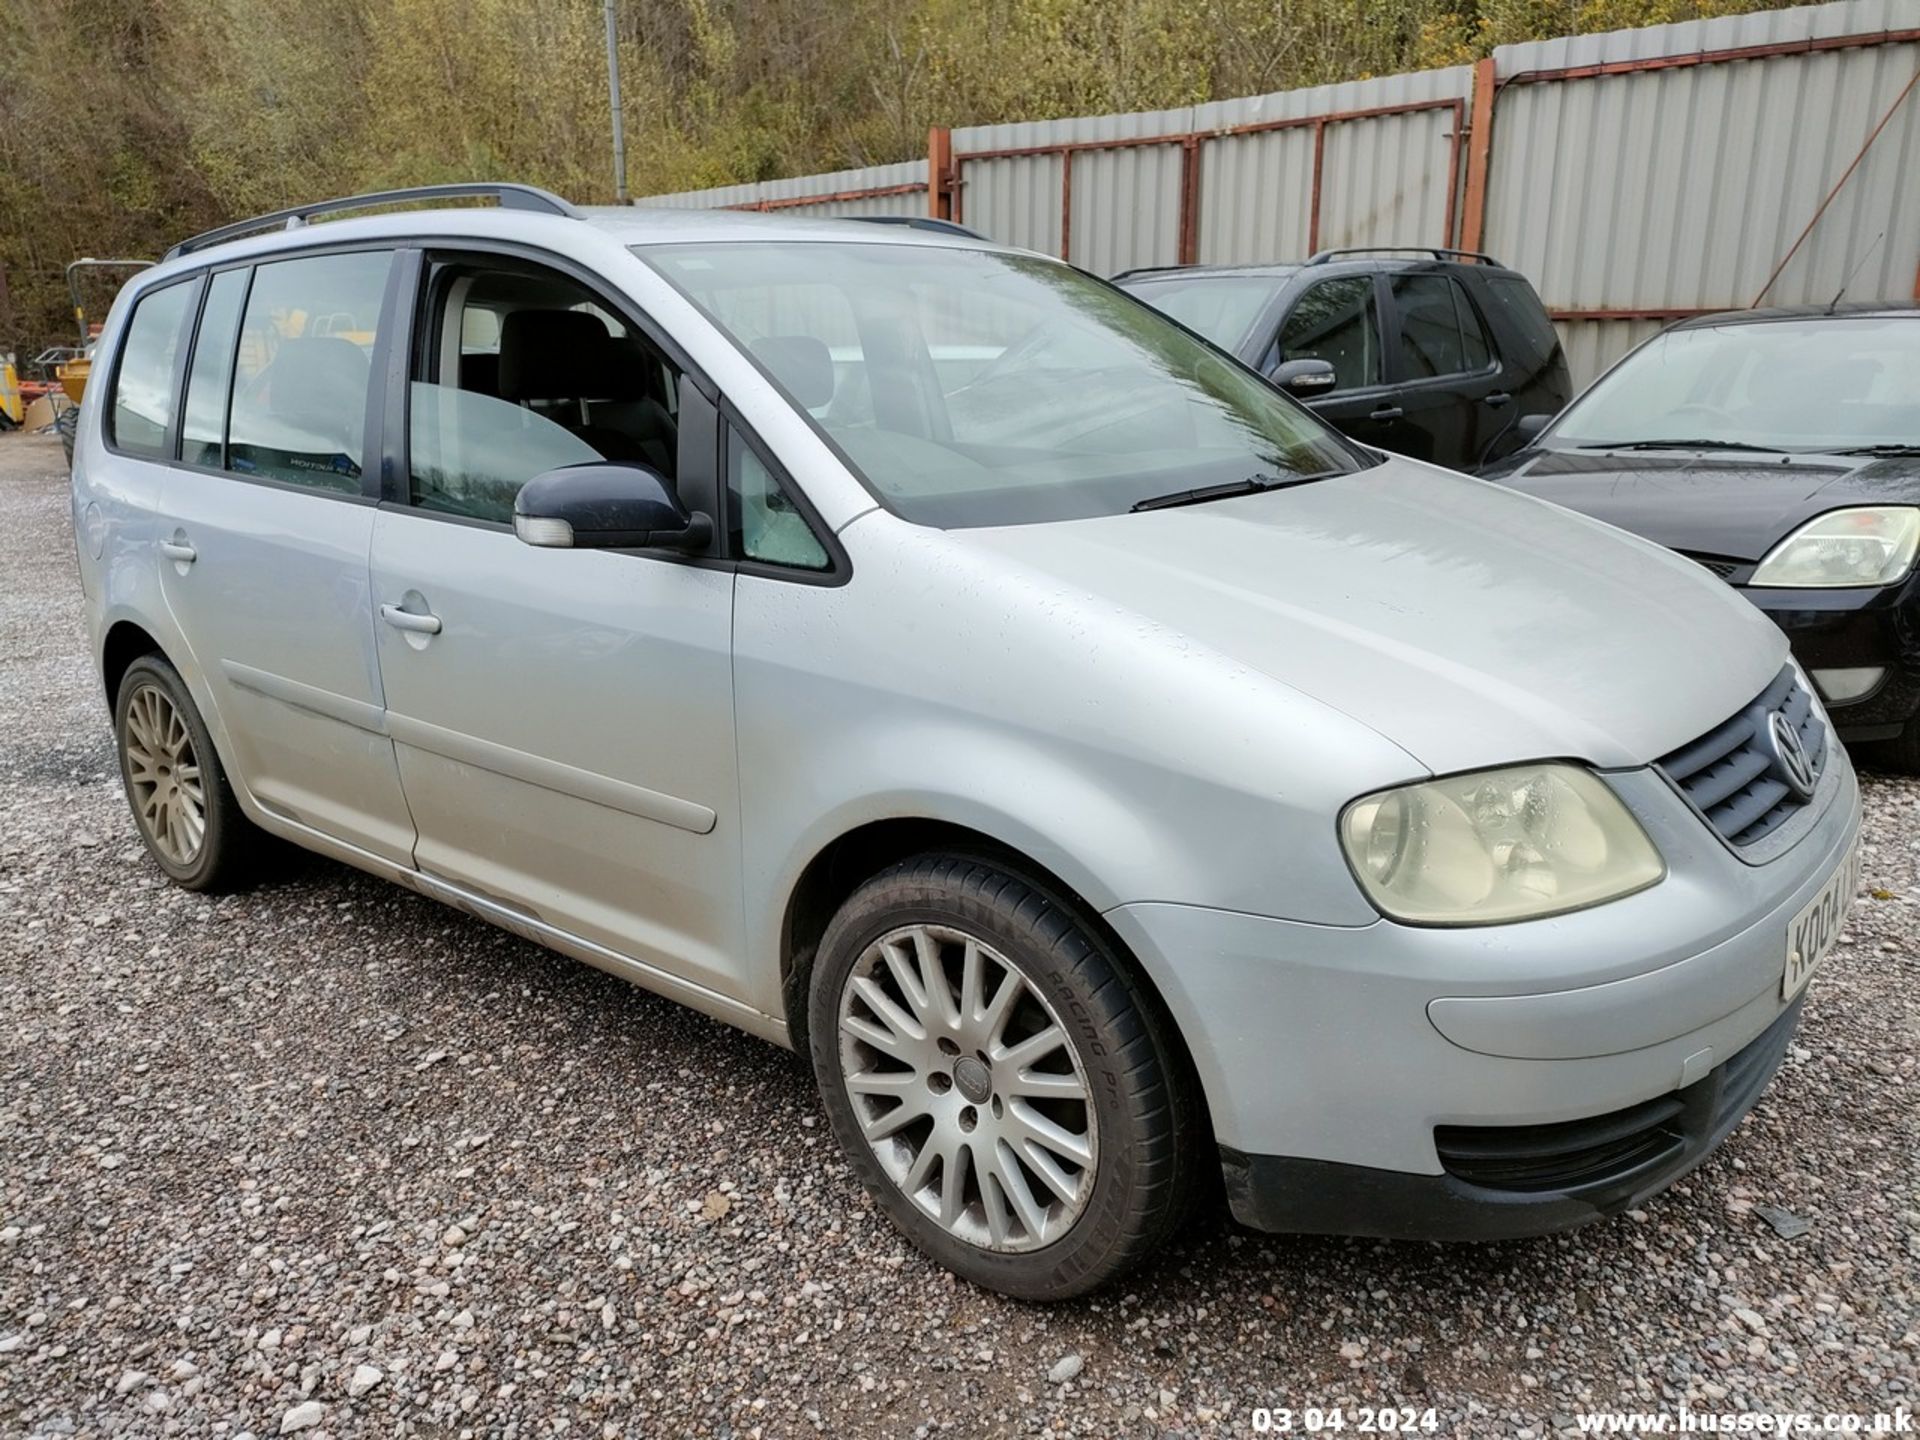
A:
[1306, 245, 1502, 266]
[164, 183, 583, 261]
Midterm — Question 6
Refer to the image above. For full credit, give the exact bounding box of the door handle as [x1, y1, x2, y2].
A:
[1484, 391, 1513, 409]
[380, 603, 442, 636]
[1368, 405, 1404, 421]
[159, 540, 197, 564]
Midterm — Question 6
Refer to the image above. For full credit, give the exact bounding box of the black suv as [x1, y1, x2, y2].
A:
[1116, 248, 1571, 472]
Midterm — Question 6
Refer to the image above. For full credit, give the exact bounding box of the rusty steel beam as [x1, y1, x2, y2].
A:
[1460, 57, 1498, 254]
[928, 127, 955, 220]
[1060, 151, 1074, 261]
[1177, 137, 1202, 265]
[1307, 120, 1327, 253]
[729, 182, 926, 214]
[1752, 62, 1920, 306]
[1502, 27, 1920, 88]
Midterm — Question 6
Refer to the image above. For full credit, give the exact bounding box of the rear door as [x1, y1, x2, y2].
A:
[1377, 268, 1506, 469]
[153, 247, 417, 863]
[1264, 273, 1401, 450]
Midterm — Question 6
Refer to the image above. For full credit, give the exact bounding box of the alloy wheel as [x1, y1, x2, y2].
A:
[122, 681, 206, 867]
[836, 923, 1097, 1252]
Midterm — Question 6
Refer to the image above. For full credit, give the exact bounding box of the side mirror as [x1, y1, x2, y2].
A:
[1268, 357, 1338, 397]
[1513, 413, 1553, 443]
[513, 462, 713, 551]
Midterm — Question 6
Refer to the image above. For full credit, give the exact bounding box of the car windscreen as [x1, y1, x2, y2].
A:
[1116, 273, 1285, 351]
[637, 242, 1362, 528]
[1549, 316, 1920, 452]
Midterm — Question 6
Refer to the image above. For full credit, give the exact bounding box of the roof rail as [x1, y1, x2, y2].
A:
[164, 183, 583, 261]
[1306, 245, 1502, 266]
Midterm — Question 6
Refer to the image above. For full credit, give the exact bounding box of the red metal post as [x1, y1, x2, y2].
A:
[1177, 136, 1202, 264]
[928, 126, 954, 220]
[1440, 99, 1464, 248]
[1059, 149, 1074, 261]
[1460, 57, 1498, 255]
[1307, 120, 1327, 253]
[1913, 254, 1920, 303]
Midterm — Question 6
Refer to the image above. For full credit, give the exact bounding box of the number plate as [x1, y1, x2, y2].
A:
[1783, 840, 1861, 999]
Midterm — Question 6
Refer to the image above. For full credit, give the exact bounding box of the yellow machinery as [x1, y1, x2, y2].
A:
[57, 257, 154, 404]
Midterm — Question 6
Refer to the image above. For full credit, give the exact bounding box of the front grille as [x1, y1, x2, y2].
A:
[1435, 1095, 1686, 1193]
[1435, 999, 1803, 1198]
[1656, 666, 1827, 848]
[1679, 552, 1741, 580]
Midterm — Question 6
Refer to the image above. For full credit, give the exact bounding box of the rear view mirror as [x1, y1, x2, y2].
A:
[513, 462, 713, 551]
[1514, 413, 1553, 443]
[1269, 357, 1338, 397]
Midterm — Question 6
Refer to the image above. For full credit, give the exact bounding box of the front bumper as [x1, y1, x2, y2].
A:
[1221, 995, 1802, 1239]
[1103, 749, 1860, 1239]
[1747, 578, 1920, 741]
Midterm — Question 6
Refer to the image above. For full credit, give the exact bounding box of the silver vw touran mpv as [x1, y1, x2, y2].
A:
[73, 185, 1862, 1300]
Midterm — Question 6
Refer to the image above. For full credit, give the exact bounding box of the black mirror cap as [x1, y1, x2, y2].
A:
[513, 462, 713, 551]
[1514, 412, 1553, 441]
[1269, 357, 1339, 396]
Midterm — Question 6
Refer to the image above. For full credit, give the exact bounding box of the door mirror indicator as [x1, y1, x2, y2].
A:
[1268, 357, 1339, 397]
[513, 462, 713, 552]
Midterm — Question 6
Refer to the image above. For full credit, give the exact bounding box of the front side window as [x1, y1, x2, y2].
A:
[1548, 317, 1920, 452]
[1391, 273, 1492, 379]
[1279, 276, 1382, 390]
[109, 283, 190, 458]
[228, 250, 392, 492]
[407, 259, 683, 525]
[641, 242, 1363, 528]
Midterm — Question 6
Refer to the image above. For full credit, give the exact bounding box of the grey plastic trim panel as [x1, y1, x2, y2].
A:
[385, 712, 718, 834]
[222, 660, 389, 735]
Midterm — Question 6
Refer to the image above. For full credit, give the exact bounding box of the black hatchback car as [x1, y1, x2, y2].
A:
[1483, 306, 1920, 768]
[1115, 248, 1571, 472]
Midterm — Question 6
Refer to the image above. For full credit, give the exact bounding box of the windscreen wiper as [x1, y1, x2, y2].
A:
[1574, 438, 1787, 454]
[1130, 471, 1334, 513]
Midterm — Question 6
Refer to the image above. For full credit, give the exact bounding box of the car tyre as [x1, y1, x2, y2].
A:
[114, 655, 260, 892]
[809, 852, 1199, 1301]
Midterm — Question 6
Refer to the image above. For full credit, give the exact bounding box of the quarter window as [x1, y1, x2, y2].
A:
[228, 250, 392, 492]
[1278, 277, 1382, 391]
[1391, 273, 1493, 379]
[728, 427, 829, 571]
[108, 283, 190, 459]
[180, 269, 249, 469]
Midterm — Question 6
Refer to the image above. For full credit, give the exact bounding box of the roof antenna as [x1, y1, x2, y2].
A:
[1827, 231, 1884, 313]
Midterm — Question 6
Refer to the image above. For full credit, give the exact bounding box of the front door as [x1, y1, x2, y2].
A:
[156, 249, 416, 864]
[366, 250, 748, 1005]
[1267, 273, 1402, 452]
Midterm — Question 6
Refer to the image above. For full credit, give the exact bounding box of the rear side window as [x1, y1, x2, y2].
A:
[1278, 276, 1382, 390]
[1483, 273, 1562, 371]
[180, 269, 249, 469]
[109, 284, 190, 458]
[1390, 273, 1492, 379]
[228, 250, 392, 492]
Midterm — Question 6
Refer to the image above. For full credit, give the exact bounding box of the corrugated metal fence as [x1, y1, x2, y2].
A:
[638, 0, 1920, 383]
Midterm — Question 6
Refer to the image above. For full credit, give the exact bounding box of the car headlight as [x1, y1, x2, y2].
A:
[1340, 764, 1665, 925]
[1751, 506, 1920, 588]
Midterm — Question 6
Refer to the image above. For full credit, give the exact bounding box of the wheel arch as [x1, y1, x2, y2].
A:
[778, 815, 1204, 1128]
[101, 618, 166, 712]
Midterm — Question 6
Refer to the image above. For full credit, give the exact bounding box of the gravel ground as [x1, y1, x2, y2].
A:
[0, 428, 1915, 1439]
